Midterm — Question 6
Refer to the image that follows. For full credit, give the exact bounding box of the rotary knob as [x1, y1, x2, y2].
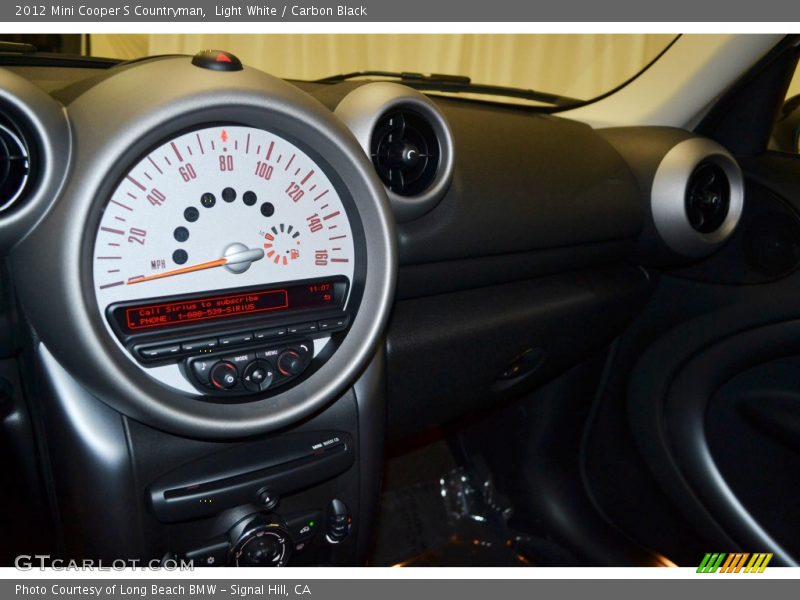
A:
[209, 361, 238, 389]
[277, 350, 306, 377]
[230, 524, 291, 567]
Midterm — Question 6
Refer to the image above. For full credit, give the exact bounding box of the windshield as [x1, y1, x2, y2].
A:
[0, 33, 678, 108]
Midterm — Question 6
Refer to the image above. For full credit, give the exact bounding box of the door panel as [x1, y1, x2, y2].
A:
[584, 158, 800, 566]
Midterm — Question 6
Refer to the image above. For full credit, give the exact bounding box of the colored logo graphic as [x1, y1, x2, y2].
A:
[697, 553, 773, 573]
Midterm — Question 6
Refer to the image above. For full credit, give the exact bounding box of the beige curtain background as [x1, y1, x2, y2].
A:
[90, 34, 676, 101]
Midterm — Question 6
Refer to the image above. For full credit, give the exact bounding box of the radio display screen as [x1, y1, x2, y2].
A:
[112, 280, 342, 334]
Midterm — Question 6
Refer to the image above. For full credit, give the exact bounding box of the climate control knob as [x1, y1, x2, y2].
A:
[277, 350, 306, 377]
[229, 519, 292, 567]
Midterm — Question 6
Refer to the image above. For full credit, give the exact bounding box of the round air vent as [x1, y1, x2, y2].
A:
[0, 68, 71, 251]
[335, 82, 454, 222]
[651, 137, 744, 258]
[370, 109, 439, 197]
[0, 114, 32, 213]
[685, 161, 730, 234]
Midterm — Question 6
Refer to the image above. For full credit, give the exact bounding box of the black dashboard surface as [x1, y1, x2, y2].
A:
[2, 41, 795, 570]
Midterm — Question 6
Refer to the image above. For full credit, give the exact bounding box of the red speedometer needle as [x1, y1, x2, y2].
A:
[127, 246, 265, 285]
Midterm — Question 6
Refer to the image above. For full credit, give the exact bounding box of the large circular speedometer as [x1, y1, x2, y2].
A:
[94, 125, 355, 305]
[11, 56, 395, 437]
[92, 124, 358, 395]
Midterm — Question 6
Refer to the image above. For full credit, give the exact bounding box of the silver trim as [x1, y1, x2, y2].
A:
[651, 137, 744, 257]
[0, 122, 31, 212]
[0, 67, 71, 251]
[335, 82, 454, 222]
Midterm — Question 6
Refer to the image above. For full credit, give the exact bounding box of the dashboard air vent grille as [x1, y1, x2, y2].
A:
[370, 109, 440, 197]
[0, 113, 32, 213]
[685, 161, 730, 234]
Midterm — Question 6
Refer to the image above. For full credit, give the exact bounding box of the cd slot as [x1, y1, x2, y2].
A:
[149, 431, 354, 522]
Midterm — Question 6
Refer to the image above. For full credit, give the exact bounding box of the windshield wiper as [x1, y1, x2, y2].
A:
[313, 70, 581, 107]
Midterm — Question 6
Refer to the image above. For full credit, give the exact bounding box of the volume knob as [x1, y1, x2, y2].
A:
[209, 361, 238, 389]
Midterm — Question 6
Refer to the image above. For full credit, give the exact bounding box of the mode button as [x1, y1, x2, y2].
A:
[224, 352, 255, 368]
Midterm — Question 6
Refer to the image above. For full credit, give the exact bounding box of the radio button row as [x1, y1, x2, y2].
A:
[318, 316, 349, 331]
[254, 327, 287, 341]
[135, 313, 349, 364]
[138, 344, 182, 360]
[181, 338, 218, 352]
[287, 322, 318, 335]
[219, 332, 254, 347]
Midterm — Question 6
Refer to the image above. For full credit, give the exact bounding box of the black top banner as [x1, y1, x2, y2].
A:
[2, 0, 800, 22]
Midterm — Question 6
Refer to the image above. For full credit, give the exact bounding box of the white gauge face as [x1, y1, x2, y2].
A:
[92, 125, 355, 315]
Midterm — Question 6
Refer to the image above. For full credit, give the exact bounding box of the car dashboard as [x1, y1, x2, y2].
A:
[0, 50, 751, 567]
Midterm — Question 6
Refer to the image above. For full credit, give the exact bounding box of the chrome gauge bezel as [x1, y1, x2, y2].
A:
[335, 82, 455, 222]
[650, 137, 744, 257]
[88, 120, 367, 397]
[10, 57, 396, 438]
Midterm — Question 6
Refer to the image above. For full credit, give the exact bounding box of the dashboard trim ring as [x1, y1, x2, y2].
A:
[11, 57, 396, 439]
[90, 119, 365, 395]
[0, 67, 72, 251]
[335, 82, 455, 222]
[650, 137, 744, 257]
